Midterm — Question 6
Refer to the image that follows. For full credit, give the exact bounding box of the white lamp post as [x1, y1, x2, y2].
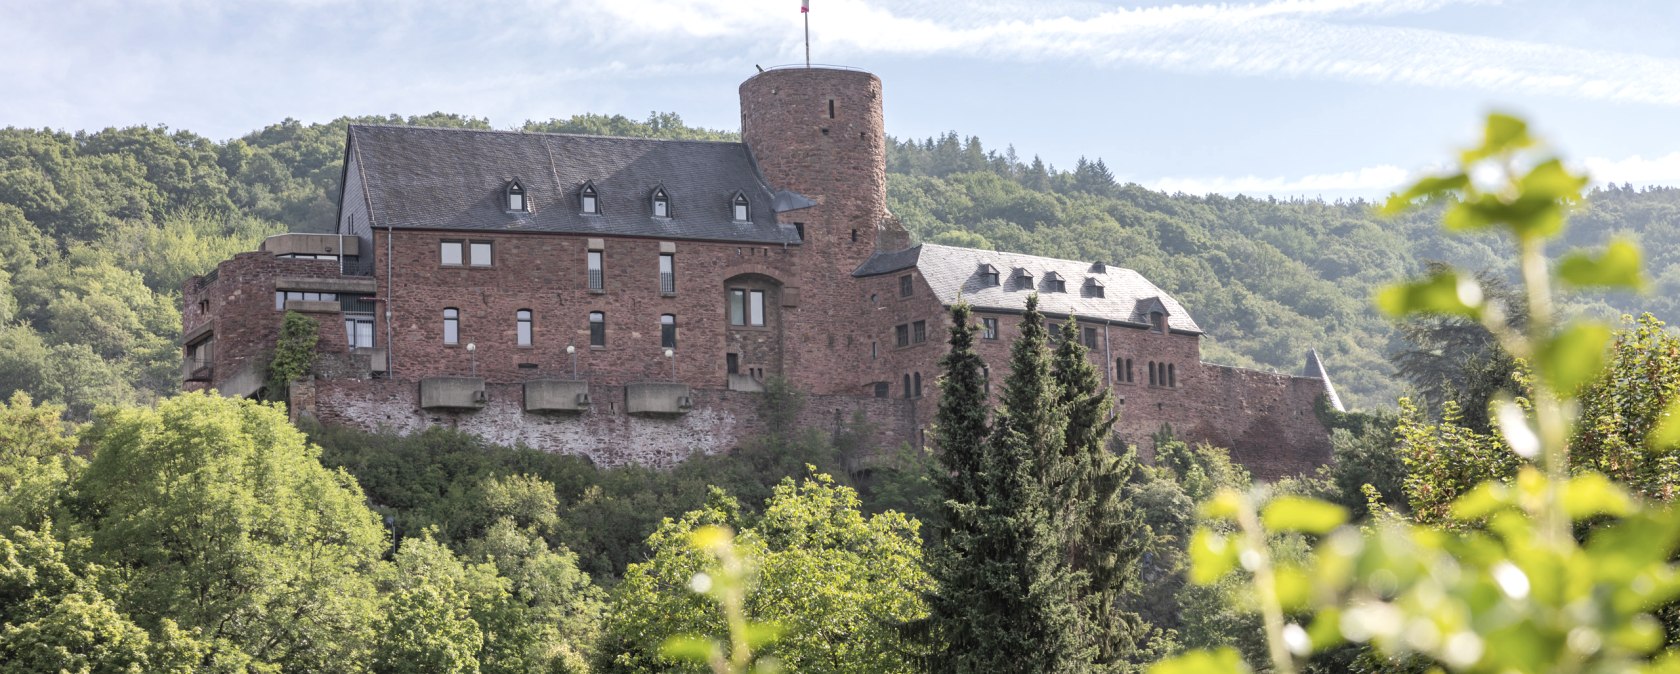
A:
[567, 345, 577, 380]
[466, 342, 477, 377]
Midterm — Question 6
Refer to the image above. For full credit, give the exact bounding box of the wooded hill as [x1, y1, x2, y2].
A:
[1, 113, 1675, 415]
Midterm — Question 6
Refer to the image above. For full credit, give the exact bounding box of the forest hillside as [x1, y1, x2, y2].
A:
[1, 113, 1675, 414]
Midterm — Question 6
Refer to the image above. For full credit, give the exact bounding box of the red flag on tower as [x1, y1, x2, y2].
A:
[801, 0, 809, 12]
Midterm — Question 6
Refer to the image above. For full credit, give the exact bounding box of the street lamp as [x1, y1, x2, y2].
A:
[567, 344, 577, 380]
[467, 342, 477, 377]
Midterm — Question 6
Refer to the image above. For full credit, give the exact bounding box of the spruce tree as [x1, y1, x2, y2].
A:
[928, 296, 1088, 673]
[1054, 318, 1148, 669]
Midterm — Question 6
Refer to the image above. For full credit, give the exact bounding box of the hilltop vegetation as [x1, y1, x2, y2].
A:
[1, 113, 1677, 414]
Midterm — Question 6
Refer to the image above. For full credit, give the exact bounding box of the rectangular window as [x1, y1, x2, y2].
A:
[873, 382, 889, 398]
[1083, 326, 1099, 348]
[469, 241, 492, 267]
[661, 314, 676, 349]
[275, 291, 339, 310]
[982, 317, 999, 340]
[589, 312, 605, 347]
[748, 290, 765, 326]
[1047, 322, 1061, 343]
[912, 320, 927, 344]
[659, 254, 675, 294]
[653, 198, 668, 218]
[345, 316, 375, 349]
[895, 324, 910, 347]
[899, 274, 913, 297]
[729, 289, 746, 326]
[516, 309, 532, 347]
[443, 308, 459, 345]
[441, 241, 463, 266]
[727, 353, 740, 375]
[588, 251, 604, 290]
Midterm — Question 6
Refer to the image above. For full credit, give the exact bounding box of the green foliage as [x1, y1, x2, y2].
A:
[0, 391, 81, 530]
[599, 474, 930, 674]
[72, 392, 387, 672]
[1167, 113, 1680, 674]
[266, 310, 319, 399]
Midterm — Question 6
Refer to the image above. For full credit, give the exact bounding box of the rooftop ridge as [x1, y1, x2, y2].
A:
[347, 123, 744, 146]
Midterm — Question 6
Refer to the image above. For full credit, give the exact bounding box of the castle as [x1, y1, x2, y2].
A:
[181, 66, 1341, 479]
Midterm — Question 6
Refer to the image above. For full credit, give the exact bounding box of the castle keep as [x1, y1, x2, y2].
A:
[182, 66, 1341, 479]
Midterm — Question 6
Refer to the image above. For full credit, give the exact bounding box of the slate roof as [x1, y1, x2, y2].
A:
[345, 125, 806, 244]
[855, 243, 1203, 333]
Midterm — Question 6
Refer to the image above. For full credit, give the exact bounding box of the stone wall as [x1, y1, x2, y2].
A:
[302, 378, 920, 467]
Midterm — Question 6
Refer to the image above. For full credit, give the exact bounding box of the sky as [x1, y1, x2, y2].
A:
[4, 0, 1679, 200]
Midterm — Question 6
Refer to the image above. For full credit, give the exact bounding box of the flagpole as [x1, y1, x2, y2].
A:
[804, 10, 810, 68]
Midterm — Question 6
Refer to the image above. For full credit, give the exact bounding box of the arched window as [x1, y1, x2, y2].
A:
[903, 374, 912, 399]
[732, 192, 750, 222]
[651, 186, 670, 218]
[1148, 361, 1157, 387]
[516, 309, 532, 346]
[443, 308, 460, 345]
[580, 182, 599, 215]
[589, 311, 605, 347]
[505, 180, 526, 212]
[660, 314, 676, 349]
[1168, 363, 1177, 388]
[913, 372, 923, 398]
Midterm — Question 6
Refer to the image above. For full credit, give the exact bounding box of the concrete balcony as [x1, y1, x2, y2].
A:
[727, 374, 765, 392]
[625, 383, 693, 415]
[283, 299, 341, 313]
[420, 377, 487, 410]
[261, 233, 359, 258]
[524, 379, 590, 412]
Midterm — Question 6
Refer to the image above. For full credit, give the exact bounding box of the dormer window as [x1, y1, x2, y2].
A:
[651, 186, 670, 218]
[732, 192, 750, 222]
[1085, 277, 1105, 298]
[1092, 262, 1107, 273]
[505, 180, 527, 212]
[979, 264, 1000, 287]
[1016, 268, 1034, 289]
[580, 182, 599, 215]
[1150, 311, 1168, 333]
[1045, 271, 1066, 293]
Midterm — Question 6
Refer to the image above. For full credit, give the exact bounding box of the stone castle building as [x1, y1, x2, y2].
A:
[182, 66, 1342, 479]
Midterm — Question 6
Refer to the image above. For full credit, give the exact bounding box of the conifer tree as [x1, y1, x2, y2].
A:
[927, 295, 1088, 673]
[1054, 318, 1147, 669]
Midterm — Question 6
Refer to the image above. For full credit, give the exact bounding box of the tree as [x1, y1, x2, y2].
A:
[373, 535, 489, 674]
[0, 391, 79, 530]
[71, 392, 387, 672]
[597, 475, 931, 674]
[267, 310, 319, 400]
[1390, 265, 1526, 432]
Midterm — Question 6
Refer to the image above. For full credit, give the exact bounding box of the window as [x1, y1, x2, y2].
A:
[1046, 272, 1066, 293]
[873, 382, 889, 398]
[903, 374, 913, 399]
[1119, 358, 1134, 383]
[661, 314, 676, 349]
[1082, 326, 1098, 348]
[728, 289, 764, 326]
[516, 309, 532, 347]
[912, 320, 927, 344]
[589, 312, 605, 347]
[505, 180, 526, 212]
[980, 265, 1000, 287]
[580, 182, 599, 214]
[982, 317, 999, 340]
[727, 353, 740, 374]
[895, 324, 910, 347]
[651, 186, 669, 217]
[588, 251, 604, 290]
[274, 291, 339, 309]
[1148, 362, 1157, 386]
[444, 308, 459, 345]
[1168, 363, 1177, 388]
[1151, 311, 1168, 333]
[345, 316, 374, 350]
[1086, 279, 1105, 298]
[913, 372, 923, 398]
[659, 254, 675, 294]
[469, 241, 492, 267]
[1017, 269, 1034, 289]
[441, 240, 463, 266]
[732, 192, 750, 222]
[851, 229, 858, 243]
[187, 338, 214, 369]
[793, 223, 805, 242]
[899, 274, 914, 297]
[1047, 322, 1061, 343]
[983, 366, 992, 397]
[828, 98, 836, 119]
[871, 341, 878, 359]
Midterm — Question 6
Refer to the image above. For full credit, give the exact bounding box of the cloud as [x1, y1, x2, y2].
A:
[1143, 150, 1680, 198]
[561, 0, 1680, 107]
[1582, 152, 1680, 188]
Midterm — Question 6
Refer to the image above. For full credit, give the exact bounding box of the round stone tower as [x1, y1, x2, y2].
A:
[739, 67, 900, 265]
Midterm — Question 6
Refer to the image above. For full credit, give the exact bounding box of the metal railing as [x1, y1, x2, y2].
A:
[660, 272, 675, 294]
[588, 269, 604, 291]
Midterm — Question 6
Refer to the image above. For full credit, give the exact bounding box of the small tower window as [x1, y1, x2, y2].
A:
[828, 98, 836, 119]
[580, 182, 599, 215]
[589, 311, 606, 347]
[443, 308, 460, 346]
[661, 314, 677, 349]
[651, 186, 670, 218]
[732, 192, 750, 222]
[505, 180, 526, 212]
[516, 309, 532, 347]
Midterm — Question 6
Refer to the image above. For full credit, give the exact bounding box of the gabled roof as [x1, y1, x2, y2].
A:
[344, 125, 803, 244]
[854, 243, 1203, 333]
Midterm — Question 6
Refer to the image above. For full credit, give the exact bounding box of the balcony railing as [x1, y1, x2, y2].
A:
[660, 272, 675, 294]
[588, 269, 604, 291]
